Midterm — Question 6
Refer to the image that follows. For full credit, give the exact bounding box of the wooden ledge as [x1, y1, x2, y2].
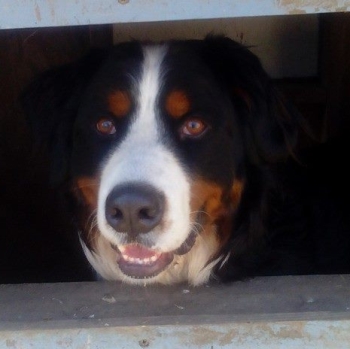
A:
[1, 275, 350, 348]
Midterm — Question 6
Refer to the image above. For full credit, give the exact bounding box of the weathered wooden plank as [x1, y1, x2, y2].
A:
[1, 275, 350, 348]
[1, 0, 350, 30]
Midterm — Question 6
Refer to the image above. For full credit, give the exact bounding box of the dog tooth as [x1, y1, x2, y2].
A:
[123, 254, 132, 262]
[136, 258, 143, 264]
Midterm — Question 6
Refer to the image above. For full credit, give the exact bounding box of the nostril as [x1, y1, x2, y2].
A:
[138, 207, 157, 220]
[112, 208, 123, 220]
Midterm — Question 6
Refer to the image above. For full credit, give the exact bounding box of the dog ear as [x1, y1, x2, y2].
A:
[21, 50, 107, 183]
[202, 36, 302, 164]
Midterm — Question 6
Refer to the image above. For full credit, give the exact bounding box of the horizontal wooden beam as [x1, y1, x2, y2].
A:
[1, 275, 350, 348]
[1, 0, 350, 30]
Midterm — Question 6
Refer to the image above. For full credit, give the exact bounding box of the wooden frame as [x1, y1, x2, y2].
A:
[1, 3, 350, 348]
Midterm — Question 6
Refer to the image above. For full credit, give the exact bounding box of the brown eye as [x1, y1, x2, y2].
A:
[180, 118, 208, 138]
[96, 118, 116, 135]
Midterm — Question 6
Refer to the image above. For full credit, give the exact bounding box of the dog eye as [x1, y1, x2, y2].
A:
[96, 118, 116, 135]
[180, 118, 208, 138]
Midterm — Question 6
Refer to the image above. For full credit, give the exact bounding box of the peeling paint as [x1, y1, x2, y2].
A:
[5, 339, 16, 348]
[34, 3, 41, 22]
[3, 320, 350, 348]
[287, 9, 307, 14]
[279, 0, 338, 8]
[277, 0, 350, 14]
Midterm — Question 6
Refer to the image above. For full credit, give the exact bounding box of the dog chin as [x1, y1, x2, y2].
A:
[81, 226, 220, 286]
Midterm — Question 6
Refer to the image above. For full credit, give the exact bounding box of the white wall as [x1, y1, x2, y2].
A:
[113, 15, 319, 79]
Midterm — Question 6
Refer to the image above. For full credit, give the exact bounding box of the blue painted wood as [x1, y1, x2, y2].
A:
[1, 0, 350, 30]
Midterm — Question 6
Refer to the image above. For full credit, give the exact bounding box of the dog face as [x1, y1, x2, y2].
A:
[23, 37, 298, 285]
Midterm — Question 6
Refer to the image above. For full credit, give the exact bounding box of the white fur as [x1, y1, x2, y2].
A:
[81, 44, 220, 285]
[81, 225, 222, 286]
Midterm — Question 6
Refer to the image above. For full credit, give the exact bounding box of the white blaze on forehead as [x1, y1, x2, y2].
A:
[96, 44, 191, 251]
[123, 44, 167, 144]
[137, 45, 166, 139]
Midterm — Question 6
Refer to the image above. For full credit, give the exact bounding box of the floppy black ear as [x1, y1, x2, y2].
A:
[21, 50, 107, 183]
[202, 36, 301, 164]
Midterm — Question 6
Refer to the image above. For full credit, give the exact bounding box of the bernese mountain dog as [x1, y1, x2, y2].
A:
[22, 36, 350, 285]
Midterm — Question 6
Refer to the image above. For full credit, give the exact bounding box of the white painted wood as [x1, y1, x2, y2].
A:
[0, 0, 349, 30]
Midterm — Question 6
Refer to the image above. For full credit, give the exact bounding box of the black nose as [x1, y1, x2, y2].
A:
[105, 183, 165, 237]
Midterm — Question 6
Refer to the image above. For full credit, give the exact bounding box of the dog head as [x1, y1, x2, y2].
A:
[22, 36, 299, 285]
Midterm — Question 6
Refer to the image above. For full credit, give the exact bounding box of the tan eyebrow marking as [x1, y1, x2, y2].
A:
[165, 90, 191, 119]
[108, 90, 132, 118]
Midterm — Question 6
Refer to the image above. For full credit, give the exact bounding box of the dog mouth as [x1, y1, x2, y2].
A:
[111, 231, 197, 279]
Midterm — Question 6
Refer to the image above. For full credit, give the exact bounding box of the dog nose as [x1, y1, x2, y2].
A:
[105, 183, 165, 236]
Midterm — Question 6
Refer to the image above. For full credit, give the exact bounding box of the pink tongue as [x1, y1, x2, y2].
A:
[122, 244, 159, 259]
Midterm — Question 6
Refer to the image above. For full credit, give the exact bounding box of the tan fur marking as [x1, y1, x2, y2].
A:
[108, 90, 131, 118]
[75, 177, 100, 208]
[190, 179, 225, 224]
[165, 90, 191, 118]
[218, 179, 245, 250]
[231, 179, 244, 210]
[190, 178, 245, 253]
[73, 177, 100, 249]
